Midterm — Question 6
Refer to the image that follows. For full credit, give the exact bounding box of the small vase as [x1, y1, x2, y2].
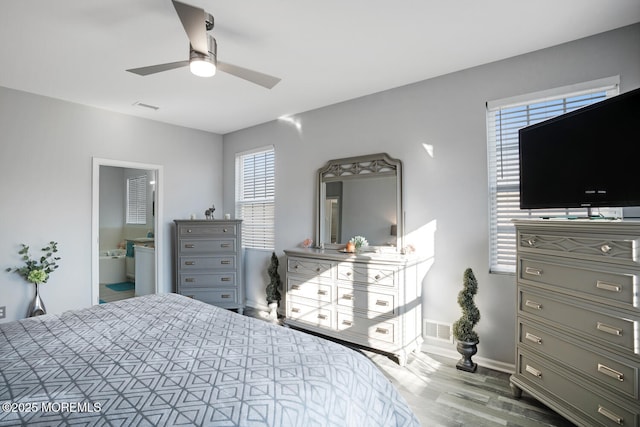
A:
[28, 282, 47, 317]
[455, 340, 478, 372]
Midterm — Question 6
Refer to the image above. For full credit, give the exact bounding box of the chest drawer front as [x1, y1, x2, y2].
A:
[288, 299, 332, 328]
[287, 278, 332, 302]
[519, 320, 639, 399]
[179, 224, 237, 237]
[520, 258, 638, 308]
[336, 312, 396, 344]
[179, 272, 236, 288]
[179, 256, 236, 270]
[337, 263, 396, 287]
[520, 290, 637, 354]
[519, 232, 640, 264]
[182, 288, 238, 304]
[517, 350, 639, 427]
[336, 286, 395, 316]
[287, 257, 334, 279]
[179, 239, 236, 253]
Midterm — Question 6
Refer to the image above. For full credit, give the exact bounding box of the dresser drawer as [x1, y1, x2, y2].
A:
[287, 257, 334, 279]
[336, 286, 395, 316]
[179, 255, 236, 270]
[517, 350, 640, 427]
[336, 312, 396, 344]
[178, 239, 236, 253]
[520, 289, 638, 354]
[519, 231, 640, 265]
[179, 272, 236, 288]
[181, 288, 237, 304]
[520, 258, 638, 308]
[179, 224, 237, 236]
[287, 278, 332, 303]
[288, 299, 332, 328]
[337, 263, 396, 287]
[519, 320, 639, 400]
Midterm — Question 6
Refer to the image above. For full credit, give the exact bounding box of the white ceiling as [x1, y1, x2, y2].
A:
[1, 1, 638, 135]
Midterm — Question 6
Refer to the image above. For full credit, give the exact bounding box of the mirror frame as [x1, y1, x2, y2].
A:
[316, 153, 403, 251]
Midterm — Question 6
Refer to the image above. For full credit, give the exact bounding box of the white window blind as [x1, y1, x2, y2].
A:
[126, 175, 147, 225]
[235, 147, 275, 249]
[487, 82, 619, 274]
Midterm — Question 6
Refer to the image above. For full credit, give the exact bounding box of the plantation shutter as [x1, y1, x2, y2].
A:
[235, 146, 275, 249]
[487, 81, 619, 274]
[126, 175, 147, 225]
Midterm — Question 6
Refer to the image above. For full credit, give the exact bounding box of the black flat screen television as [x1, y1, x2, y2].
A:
[519, 87, 640, 211]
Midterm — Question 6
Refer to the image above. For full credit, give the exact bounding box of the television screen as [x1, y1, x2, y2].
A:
[519, 87, 640, 210]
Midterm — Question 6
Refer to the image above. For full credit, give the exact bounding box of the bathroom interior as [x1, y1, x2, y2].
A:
[99, 166, 156, 303]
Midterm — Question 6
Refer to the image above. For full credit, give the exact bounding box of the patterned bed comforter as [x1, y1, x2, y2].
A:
[0, 293, 419, 426]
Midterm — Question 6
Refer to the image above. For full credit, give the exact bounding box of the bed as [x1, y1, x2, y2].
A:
[0, 293, 419, 426]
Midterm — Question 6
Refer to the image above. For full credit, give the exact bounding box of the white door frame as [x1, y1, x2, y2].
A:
[91, 157, 164, 305]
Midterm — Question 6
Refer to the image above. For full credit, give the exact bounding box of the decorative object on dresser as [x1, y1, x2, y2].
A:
[6, 241, 61, 317]
[510, 219, 640, 427]
[452, 268, 480, 372]
[174, 219, 244, 314]
[266, 251, 282, 319]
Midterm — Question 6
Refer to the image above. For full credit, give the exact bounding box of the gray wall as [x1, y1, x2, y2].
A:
[222, 24, 640, 367]
[0, 88, 224, 321]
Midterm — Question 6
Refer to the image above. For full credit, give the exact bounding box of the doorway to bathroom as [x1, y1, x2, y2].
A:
[91, 158, 164, 306]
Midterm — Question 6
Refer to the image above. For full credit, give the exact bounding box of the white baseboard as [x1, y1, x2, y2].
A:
[421, 343, 515, 374]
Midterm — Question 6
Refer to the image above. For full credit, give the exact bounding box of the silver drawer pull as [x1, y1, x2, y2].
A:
[342, 294, 354, 300]
[597, 364, 624, 381]
[597, 322, 622, 336]
[294, 264, 299, 269]
[374, 274, 381, 280]
[221, 243, 231, 248]
[223, 228, 228, 233]
[187, 229, 193, 233]
[346, 271, 352, 276]
[317, 314, 327, 320]
[596, 281, 621, 293]
[525, 300, 542, 310]
[185, 278, 195, 283]
[527, 238, 536, 246]
[221, 294, 231, 299]
[185, 261, 195, 266]
[375, 300, 389, 306]
[525, 364, 542, 378]
[342, 320, 353, 326]
[184, 244, 195, 248]
[291, 284, 301, 290]
[317, 290, 327, 296]
[524, 267, 542, 276]
[291, 307, 300, 313]
[598, 406, 623, 425]
[220, 260, 231, 265]
[375, 327, 389, 335]
[600, 244, 612, 254]
[221, 277, 231, 282]
[525, 332, 542, 344]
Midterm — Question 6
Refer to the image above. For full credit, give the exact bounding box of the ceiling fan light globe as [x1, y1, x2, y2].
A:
[190, 58, 216, 77]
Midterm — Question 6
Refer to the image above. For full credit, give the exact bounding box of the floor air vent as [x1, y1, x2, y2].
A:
[424, 319, 453, 343]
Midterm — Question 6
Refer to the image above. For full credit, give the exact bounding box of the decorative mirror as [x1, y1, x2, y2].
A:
[317, 153, 403, 251]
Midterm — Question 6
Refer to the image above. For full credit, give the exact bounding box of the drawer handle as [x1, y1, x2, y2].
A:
[346, 271, 352, 276]
[185, 261, 195, 266]
[223, 228, 228, 233]
[291, 284, 301, 290]
[374, 274, 381, 280]
[316, 267, 321, 272]
[597, 406, 623, 425]
[375, 300, 389, 306]
[600, 244, 612, 254]
[524, 266, 542, 276]
[342, 294, 354, 300]
[525, 364, 542, 378]
[526, 238, 536, 247]
[525, 332, 542, 344]
[294, 264, 299, 270]
[184, 244, 195, 249]
[597, 364, 624, 381]
[597, 322, 622, 336]
[221, 277, 231, 282]
[525, 300, 542, 310]
[220, 260, 231, 265]
[317, 290, 327, 296]
[221, 243, 231, 248]
[317, 314, 327, 320]
[342, 320, 353, 326]
[596, 281, 621, 293]
[185, 278, 195, 283]
[221, 294, 231, 299]
[291, 307, 300, 313]
[187, 229, 192, 233]
[375, 327, 389, 335]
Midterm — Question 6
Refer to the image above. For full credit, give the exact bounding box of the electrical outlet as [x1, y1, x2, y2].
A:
[0, 306, 5, 319]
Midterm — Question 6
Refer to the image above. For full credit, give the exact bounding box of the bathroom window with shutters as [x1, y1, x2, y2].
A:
[235, 146, 275, 250]
[487, 78, 620, 274]
[126, 175, 147, 225]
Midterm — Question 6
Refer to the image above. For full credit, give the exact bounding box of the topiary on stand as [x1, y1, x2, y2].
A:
[452, 268, 480, 372]
[266, 252, 282, 319]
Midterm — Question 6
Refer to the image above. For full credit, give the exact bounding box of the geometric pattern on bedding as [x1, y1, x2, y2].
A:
[0, 293, 420, 426]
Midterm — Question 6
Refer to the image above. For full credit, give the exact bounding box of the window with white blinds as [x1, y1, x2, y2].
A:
[487, 81, 620, 274]
[126, 175, 147, 225]
[235, 146, 275, 250]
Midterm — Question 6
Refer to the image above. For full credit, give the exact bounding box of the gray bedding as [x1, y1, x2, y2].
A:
[0, 293, 419, 426]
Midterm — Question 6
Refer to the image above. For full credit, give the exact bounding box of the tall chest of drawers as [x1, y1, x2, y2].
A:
[174, 220, 244, 313]
[283, 248, 426, 366]
[511, 220, 640, 427]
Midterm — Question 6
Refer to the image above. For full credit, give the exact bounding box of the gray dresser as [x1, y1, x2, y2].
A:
[174, 219, 244, 313]
[283, 248, 426, 366]
[511, 219, 640, 427]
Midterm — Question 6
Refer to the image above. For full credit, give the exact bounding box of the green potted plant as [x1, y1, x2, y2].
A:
[452, 268, 480, 372]
[266, 251, 282, 319]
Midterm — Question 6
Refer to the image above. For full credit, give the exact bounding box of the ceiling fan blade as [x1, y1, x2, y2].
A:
[172, 0, 209, 55]
[217, 61, 281, 89]
[126, 61, 189, 76]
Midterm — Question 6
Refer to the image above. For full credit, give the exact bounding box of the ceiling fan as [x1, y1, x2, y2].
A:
[126, 0, 281, 89]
